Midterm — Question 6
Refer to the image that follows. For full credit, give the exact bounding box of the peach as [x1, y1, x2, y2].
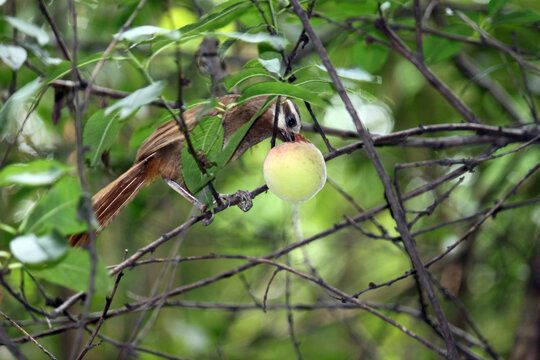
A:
[263, 135, 326, 203]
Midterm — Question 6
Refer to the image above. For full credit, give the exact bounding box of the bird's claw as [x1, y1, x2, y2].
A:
[201, 209, 214, 226]
[219, 190, 253, 212]
[235, 190, 253, 212]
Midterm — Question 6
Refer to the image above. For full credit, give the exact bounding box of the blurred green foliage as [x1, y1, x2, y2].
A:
[0, 0, 539, 359]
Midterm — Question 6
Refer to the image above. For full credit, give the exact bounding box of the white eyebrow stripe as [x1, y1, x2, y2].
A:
[274, 101, 287, 130]
[284, 100, 300, 125]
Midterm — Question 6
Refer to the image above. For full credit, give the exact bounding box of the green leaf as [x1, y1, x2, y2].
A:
[258, 58, 281, 74]
[197, 186, 214, 210]
[4, 16, 50, 45]
[25, 177, 87, 236]
[215, 32, 287, 49]
[0, 223, 16, 235]
[215, 96, 274, 167]
[105, 81, 166, 119]
[0, 159, 69, 187]
[423, 35, 463, 64]
[353, 40, 388, 73]
[190, 116, 225, 162]
[0, 78, 42, 136]
[491, 10, 540, 26]
[316, 65, 381, 83]
[179, 0, 251, 36]
[29, 247, 112, 295]
[239, 81, 327, 108]
[0, 44, 27, 70]
[224, 68, 275, 91]
[181, 146, 214, 196]
[10, 230, 68, 266]
[44, 53, 109, 85]
[116, 25, 177, 43]
[180, 116, 224, 195]
[488, 0, 509, 16]
[243, 58, 265, 69]
[83, 109, 123, 167]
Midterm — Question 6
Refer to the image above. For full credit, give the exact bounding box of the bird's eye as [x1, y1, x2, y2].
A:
[286, 114, 297, 128]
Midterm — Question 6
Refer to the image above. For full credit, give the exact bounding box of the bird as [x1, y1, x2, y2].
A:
[68, 95, 302, 246]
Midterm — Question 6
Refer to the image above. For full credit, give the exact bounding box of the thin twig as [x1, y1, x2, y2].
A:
[67, 1, 99, 357]
[453, 53, 523, 124]
[0, 311, 56, 359]
[37, 0, 72, 61]
[374, 16, 480, 125]
[455, 10, 540, 75]
[511, 32, 538, 123]
[0, 322, 25, 360]
[76, 251, 127, 360]
[263, 268, 281, 312]
[425, 161, 540, 268]
[430, 275, 502, 360]
[413, 0, 423, 59]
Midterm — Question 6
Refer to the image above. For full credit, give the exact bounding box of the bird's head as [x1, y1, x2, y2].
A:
[275, 98, 302, 142]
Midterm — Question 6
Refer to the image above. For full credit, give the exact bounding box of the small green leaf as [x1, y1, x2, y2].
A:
[423, 35, 462, 64]
[243, 58, 265, 69]
[29, 247, 112, 295]
[0, 223, 16, 235]
[181, 146, 214, 195]
[44, 53, 109, 85]
[239, 82, 327, 107]
[316, 65, 381, 83]
[0, 78, 42, 135]
[116, 25, 177, 43]
[190, 116, 225, 161]
[215, 32, 287, 49]
[105, 81, 166, 119]
[83, 109, 123, 167]
[180, 116, 224, 195]
[224, 68, 275, 91]
[215, 96, 274, 167]
[4, 16, 49, 45]
[488, 0, 509, 16]
[353, 40, 388, 73]
[0, 159, 69, 187]
[0, 44, 27, 70]
[491, 10, 540, 26]
[8, 263, 22, 270]
[10, 230, 68, 266]
[258, 58, 281, 74]
[25, 177, 87, 236]
[197, 186, 214, 210]
[179, 1, 251, 37]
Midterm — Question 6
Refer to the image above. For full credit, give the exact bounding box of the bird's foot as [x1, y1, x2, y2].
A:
[201, 210, 214, 226]
[219, 190, 253, 212]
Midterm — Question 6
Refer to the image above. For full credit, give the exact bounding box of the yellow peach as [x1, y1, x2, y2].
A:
[263, 135, 326, 203]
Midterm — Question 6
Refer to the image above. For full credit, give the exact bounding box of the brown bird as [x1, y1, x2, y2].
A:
[69, 95, 302, 246]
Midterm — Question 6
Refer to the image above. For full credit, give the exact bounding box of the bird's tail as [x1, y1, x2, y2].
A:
[69, 158, 155, 246]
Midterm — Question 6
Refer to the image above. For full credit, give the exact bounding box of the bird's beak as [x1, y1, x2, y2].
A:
[280, 129, 296, 142]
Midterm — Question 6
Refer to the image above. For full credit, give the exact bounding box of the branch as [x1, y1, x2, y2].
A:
[50, 80, 173, 108]
[453, 53, 524, 124]
[374, 16, 480, 125]
[0, 311, 56, 359]
[38, 0, 72, 61]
